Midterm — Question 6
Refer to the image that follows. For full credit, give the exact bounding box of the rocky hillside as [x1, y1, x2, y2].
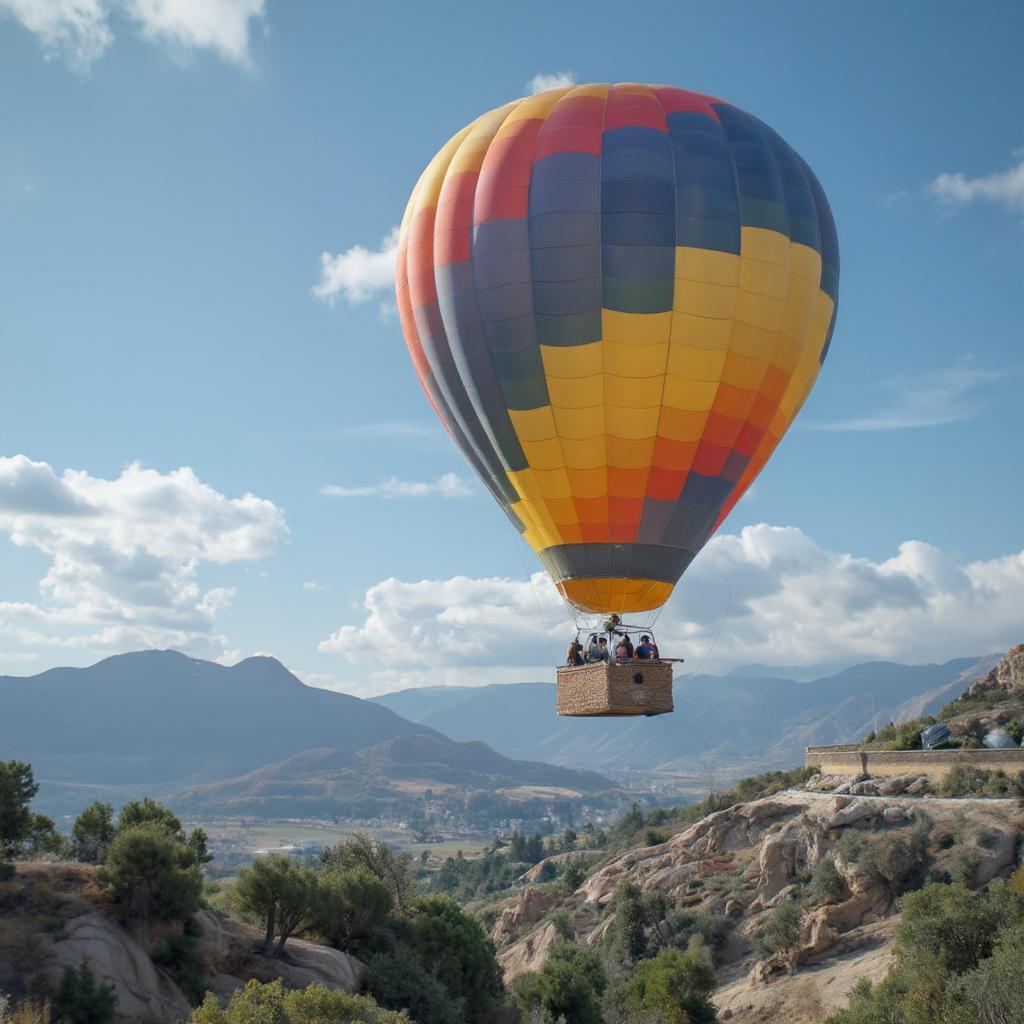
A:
[961, 643, 1024, 698]
[483, 649, 1024, 1023]
[486, 777, 1023, 1023]
[0, 862, 363, 1024]
[859, 643, 1024, 752]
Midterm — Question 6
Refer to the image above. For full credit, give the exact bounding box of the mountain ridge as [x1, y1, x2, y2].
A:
[372, 654, 1004, 776]
[0, 650, 614, 815]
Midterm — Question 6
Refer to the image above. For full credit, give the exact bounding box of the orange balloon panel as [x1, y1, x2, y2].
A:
[396, 84, 838, 613]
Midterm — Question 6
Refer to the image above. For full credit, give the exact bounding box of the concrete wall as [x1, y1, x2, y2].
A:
[805, 744, 1024, 780]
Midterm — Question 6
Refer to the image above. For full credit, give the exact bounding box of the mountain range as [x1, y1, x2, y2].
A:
[372, 654, 1003, 781]
[2, 649, 1005, 816]
[0, 650, 614, 816]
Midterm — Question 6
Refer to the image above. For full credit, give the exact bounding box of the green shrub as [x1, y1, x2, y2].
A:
[754, 900, 802, 960]
[826, 881, 1024, 1023]
[152, 918, 205, 1003]
[939, 765, 1024, 798]
[944, 925, 1024, 1024]
[603, 883, 647, 964]
[512, 942, 605, 1024]
[536, 859, 557, 883]
[946, 847, 980, 887]
[896, 882, 1003, 974]
[808, 855, 845, 904]
[545, 909, 573, 939]
[602, 948, 716, 1024]
[52, 962, 117, 1024]
[312, 867, 393, 957]
[561, 859, 587, 893]
[402, 896, 504, 1022]
[364, 952, 459, 1024]
[1004, 718, 1024, 744]
[836, 824, 929, 895]
[664, 911, 734, 961]
[191, 978, 410, 1024]
[71, 803, 116, 865]
[102, 822, 202, 926]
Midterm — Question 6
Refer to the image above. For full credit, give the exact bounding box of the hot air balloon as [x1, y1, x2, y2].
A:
[395, 83, 838, 715]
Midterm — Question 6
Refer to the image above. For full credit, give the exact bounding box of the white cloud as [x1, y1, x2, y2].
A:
[0, 0, 264, 71]
[926, 158, 1024, 215]
[318, 524, 1024, 695]
[526, 71, 576, 95]
[0, 455, 286, 659]
[0, 0, 112, 69]
[120, 0, 263, 65]
[303, 581, 327, 592]
[813, 367, 1003, 431]
[320, 473, 474, 499]
[312, 227, 399, 305]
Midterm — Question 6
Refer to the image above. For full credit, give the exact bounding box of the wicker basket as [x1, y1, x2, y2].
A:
[556, 660, 674, 717]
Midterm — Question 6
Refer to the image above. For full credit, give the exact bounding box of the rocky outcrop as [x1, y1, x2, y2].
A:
[962, 644, 1024, 700]
[803, 773, 931, 797]
[496, 921, 559, 984]
[579, 799, 793, 906]
[490, 888, 556, 945]
[8, 882, 363, 1024]
[46, 914, 193, 1024]
[519, 851, 597, 884]
[193, 911, 364, 995]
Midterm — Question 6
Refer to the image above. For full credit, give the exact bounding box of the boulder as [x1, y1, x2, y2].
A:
[497, 921, 558, 984]
[825, 800, 882, 830]
[273, 939, 363, 992]
[490, 888, 556, 944]
[46, 913, 192, 1024]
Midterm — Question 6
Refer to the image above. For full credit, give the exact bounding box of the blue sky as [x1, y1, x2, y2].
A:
[1, 0, 1022, 692]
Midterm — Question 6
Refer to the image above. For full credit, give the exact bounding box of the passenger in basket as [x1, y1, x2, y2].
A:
[635, 635, 659, 660]
[586, 634, 602, 662]
[615, 638, 629, 661]
[566, 638, 584, 667]
[597, 637, 610, 661]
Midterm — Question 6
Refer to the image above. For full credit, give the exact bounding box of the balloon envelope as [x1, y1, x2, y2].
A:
[396, 84, 838, 613]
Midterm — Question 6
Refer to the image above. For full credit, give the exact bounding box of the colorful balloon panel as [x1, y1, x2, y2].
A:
[395, 84, 838, 613]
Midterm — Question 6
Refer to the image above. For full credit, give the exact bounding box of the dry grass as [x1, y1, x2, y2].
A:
[0, 861, 108, 1001]
[2, 997, 52, 1024]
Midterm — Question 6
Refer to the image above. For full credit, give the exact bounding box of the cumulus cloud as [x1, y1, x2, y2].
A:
[312, 227, 399, 305]
[0, 455, 286, 660]
[526, 71, 576, 94]
[813, 367, 1003, 431]
[320, 473, 474, 499]
[926, 158, 1024, 216]
[0, 0, 264, 71]
[319, 524, 1024, 695]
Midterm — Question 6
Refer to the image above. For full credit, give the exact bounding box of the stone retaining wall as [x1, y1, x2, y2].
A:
[805, 745, 1024, 780]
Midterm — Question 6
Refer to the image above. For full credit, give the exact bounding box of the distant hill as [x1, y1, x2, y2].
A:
[0, 650, 615, 815]
[174, 734, 615, 818]
[372, 655, 1003, 778]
